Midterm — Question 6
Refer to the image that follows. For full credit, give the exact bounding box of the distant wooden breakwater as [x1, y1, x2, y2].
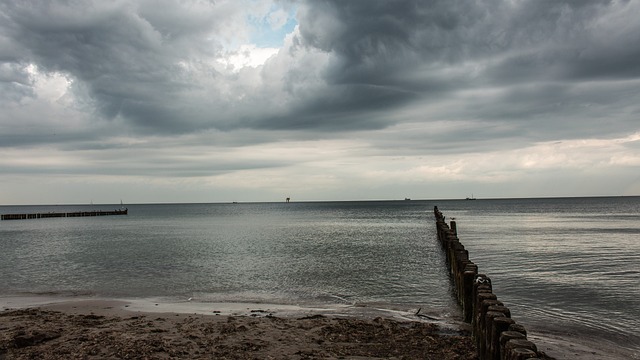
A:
[434, 206, 549, 360]
[1, 209, 128, 221]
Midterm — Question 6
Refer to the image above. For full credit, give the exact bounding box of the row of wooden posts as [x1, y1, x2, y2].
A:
[1, 209, 128, 221]
[434, 206, 547, 360]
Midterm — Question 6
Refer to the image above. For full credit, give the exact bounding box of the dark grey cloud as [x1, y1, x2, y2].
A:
[1, 1, 228, 135]
[256, 83, 418, 131]
[1, 0, 639, 143]
[301, 1, 637, 83]
[261, 0, 634, 143]
[0, 63, 34, 102]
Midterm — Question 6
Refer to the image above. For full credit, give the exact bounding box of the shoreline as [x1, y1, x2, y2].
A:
[1, 297, 476, 359]
[0, 295, 464, 324]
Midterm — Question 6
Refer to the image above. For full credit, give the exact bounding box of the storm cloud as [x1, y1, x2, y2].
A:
[1, 0, 639, 204]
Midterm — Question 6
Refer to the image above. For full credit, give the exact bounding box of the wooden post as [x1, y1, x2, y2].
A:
[500, 331, 527, 360]
[463, 264, 478, 322]
[473, 292, 497, 337]
[508, 323, 527, 337]
[489, 316, 514, 360]
[504, 339, 538, 360]
[488, 305, 511, 319]
[475, 298, 501, 349]
[483, 311, 507, 358]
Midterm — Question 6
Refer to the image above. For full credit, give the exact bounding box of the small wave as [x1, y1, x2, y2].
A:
[317, 293, 355, 304]
[600, 270, 640, 276]
[16, 290, 96, 297]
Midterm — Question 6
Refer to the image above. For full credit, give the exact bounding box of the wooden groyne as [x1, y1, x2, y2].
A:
[434, 206, 548, 360]
[1, 209, 127, 221]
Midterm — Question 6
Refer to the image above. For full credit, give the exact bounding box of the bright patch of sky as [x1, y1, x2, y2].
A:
[217, 5, 296, 70]
[249, 8, 297, 48]
[26, 64, 72, 105]
[218, 44, 279, 70]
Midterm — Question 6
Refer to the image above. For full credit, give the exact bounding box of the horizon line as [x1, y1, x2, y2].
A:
[1, 194, 638, 207]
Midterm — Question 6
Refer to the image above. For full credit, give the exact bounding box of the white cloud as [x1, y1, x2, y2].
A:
[26, 65, 73, 105]
[217, 44, 280, 71]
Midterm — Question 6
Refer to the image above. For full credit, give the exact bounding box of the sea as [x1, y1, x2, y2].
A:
[1, 197, 638, 359]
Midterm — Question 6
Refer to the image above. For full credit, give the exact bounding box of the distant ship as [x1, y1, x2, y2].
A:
[466, 194, 476, 200]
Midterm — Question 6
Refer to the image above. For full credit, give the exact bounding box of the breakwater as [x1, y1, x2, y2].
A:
[1, 209, 127, 220]
[434, 206, 549, 360]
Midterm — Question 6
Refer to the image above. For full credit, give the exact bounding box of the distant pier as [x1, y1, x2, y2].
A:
[1, 209, 128, 221]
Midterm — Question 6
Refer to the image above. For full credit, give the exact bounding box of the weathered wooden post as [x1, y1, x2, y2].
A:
[463, 263, 478, 322]
[503, 339, 538, 359]
[489, 315, 514, 360]
[476, 298, 501, 351]
[483, 310, 507, 358]
[508, 323, 527, 337]
[473, 292, 496, 335]
[500, 331, 527, 360]
[454, 248, 470, 300]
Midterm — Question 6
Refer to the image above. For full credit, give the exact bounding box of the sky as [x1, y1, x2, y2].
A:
[1, 0, 639, 205]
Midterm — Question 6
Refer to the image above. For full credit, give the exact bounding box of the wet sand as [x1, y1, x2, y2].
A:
[1, 299, 477, 359]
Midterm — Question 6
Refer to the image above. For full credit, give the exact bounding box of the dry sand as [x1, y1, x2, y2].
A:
[0, 299, 477, 359]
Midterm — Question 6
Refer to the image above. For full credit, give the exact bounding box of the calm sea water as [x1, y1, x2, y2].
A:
[0, 201, 453, 308]
[1, 197, 639, 358]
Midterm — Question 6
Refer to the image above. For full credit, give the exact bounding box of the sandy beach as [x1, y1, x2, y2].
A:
[1, 299, 477, 359]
